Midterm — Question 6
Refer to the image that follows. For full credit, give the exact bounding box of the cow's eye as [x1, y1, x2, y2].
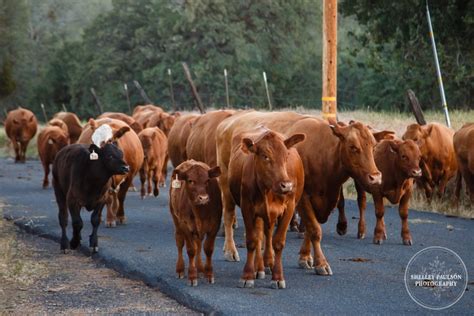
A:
[188, 180, 194, 185]
[350, 145, 359, 153]
[402, 155, 408, 161]
[262, 154, 270, 161]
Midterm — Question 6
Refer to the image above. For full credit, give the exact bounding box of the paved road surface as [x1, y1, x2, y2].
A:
[1, 158, 472, 314]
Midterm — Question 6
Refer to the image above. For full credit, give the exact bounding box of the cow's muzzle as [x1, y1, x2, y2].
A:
[119, 165, 130, 174]
[196, 194, 210, 205]
[367, 172, 382, 185]
[279, 181, 294, 194]
[411, 168, 422, 178]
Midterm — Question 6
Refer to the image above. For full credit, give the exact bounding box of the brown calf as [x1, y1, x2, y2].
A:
[37, 125, 69, 188]
[47, 118, 69, 135]
[454, 123, 474, 204]
[5, 107, 38, 163]
[53, 112, 82, 143]
[360, 139, 422, 245]
[229, 129, 305, 289]
[169, 160, 222, 286]
[138, 127, 168, 198]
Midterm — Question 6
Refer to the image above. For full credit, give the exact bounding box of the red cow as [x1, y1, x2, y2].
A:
[229, 128, 305, 289]
[138, 127, 168, 198]
[168, 114, 200, 167]
[169, 160, 222, 286]
[99, 112, 143, 135]
[37, 125, 69, 188]
[53, 112, 83, 143]
[5, 107, 38, 163]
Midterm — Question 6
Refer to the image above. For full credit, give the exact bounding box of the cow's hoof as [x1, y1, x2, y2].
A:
[118, 217, 127, 225]
[315, 264, 333, 276]
[264, 266, 272, 275]
[238, 279, 254, 288]
[153, 189, 159, 197]
[336, 222, 347, 236]
[208, 277, 215, 284]
[298, 258, 314, 269]
[297, 232, 305, 239]
[176, 272, 185, 279]
[90, 246, 99, 253]
[255, 271, 265, 279]
[232, 222, 238, 229]
[70, 239, 80, 250]
[290, 224, 299, 232]
[140, 195, 145, 200]
[403, 239, 413, 246]
[188, 279, 198, 287]
[106, 220, 116, 228]
[224, 250, 240, 262]
[270, 280, 286, 289]
[373, 238, 383, 245]
[61, 248, 70, 254]
[383, 232, 387, 240]
[357, 232, 366, 239]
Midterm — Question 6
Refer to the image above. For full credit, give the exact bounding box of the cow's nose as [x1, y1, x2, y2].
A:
[368, 172, 382, 185]
[411, 168, 422, 177]
[280, 181, 293, 193]
[197, 194, 209, 204]
[121, 165, 130, 173]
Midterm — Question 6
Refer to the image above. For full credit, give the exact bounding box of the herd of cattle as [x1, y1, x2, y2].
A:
[3, 105, 474, 289]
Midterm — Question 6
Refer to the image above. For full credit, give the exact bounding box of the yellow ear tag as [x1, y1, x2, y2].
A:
[90, 150, 98, 160]
[172, 174, 181, 189]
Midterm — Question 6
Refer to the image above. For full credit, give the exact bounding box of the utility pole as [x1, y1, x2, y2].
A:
[322, 0, 337, 120]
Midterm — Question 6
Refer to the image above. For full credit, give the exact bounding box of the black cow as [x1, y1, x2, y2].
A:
[53, 132, 130, 253]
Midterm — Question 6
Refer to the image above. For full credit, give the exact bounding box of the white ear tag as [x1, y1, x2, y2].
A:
[172, 174, 181, 189]
[48, 139, 54, 145]
[90, 150, 98, 160]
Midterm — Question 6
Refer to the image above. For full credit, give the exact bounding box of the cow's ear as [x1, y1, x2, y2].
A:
[29, 115, 35, 122]
[112, 126, 130, 140]
[284, 133, 305, 149]
[173, 112, 181, 117]
[423, 125, 433, 137]
[12, 119, 19, 124]
[88, 118, 97, 130]
[241, 137, 256, 154]
[208, 166, 221, 179]
[47, 138, 55, 145]
[373, 130, 395, 142]
[329, 124, 347, 140]
[389, 141, 400, 153]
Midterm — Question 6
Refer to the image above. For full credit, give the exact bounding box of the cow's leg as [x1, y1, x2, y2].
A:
[195, 238, 205, 276]
[454, 170, 462, 207]
[298, 195, 331, 275]
[20, 141, 28, 162]
[270, 201, 295, 289]
[221, 180, 239, 262]
[160, 154, 168, 187]
[297, 195, 313, 269]
[139, 167, 146, 199]
[175, 229, 185, 279]
[42, 162, 50, 189]
[373, 195, 387, 244]
[105, 191, 118, 227]
[254, 217, 265, 279]
[399, 189, 413, 246]
[68, 200, 83, 250]
[12, 140, 20, 162]
[116, 177, 132, 224]
[152, 168, 160, 197]
[57, 194, 69, 252]
[203, 232, 217, 284]
[185, 234, 198, 286]
[89, 205, 103, 253]
[239, 205, 257, 288]
[437, 172, 450, 199]
[355, 181, 367, 239]
[336, 187, 347, 235]
[263, 221, 274, 274]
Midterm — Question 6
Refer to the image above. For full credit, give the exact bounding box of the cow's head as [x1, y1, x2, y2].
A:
[173, 160, 221, 206]
[90, 142, 129, 175]
[241, 130, 305, 195]
[140, 128, 160, 157]
[402, 123, 432, 151]
[156, 113, 176, 136]
[389, 139, 422, 178]
[329, 121, 382, 188]
[47, 127, 69, 150]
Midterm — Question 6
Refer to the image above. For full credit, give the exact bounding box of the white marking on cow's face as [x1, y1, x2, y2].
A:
[92, 124, 113, 147]
[48, 139, 54, 145]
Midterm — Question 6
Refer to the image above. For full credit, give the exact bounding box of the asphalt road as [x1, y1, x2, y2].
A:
[1, 158, 472, 315]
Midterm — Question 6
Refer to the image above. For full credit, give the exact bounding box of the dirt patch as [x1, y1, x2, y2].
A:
[0, 218, 197, 314]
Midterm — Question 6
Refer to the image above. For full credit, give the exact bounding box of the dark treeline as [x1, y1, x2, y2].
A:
[1, 0, 472, 120]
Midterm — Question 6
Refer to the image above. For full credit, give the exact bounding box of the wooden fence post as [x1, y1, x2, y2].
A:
[123, 83, 132, 114]
[224, 68, 230, 108]
[40, 103, 48, 122]
[263, 71, 272, 110]
[182, 62, 205, 114]
[133, 80, 153, 105]
[90, 88, 104, 115]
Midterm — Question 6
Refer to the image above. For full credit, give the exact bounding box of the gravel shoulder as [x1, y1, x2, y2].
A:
[0, 217, 197, 315]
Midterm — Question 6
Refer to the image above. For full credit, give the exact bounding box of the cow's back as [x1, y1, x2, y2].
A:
[168, 114, 199, 167]
[53, 144, 89, 194]
[53, 112, 82, 143]
[99, 112, 142, 135]
[5, 107, 38, 141]
[187, 110, 235, 167]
